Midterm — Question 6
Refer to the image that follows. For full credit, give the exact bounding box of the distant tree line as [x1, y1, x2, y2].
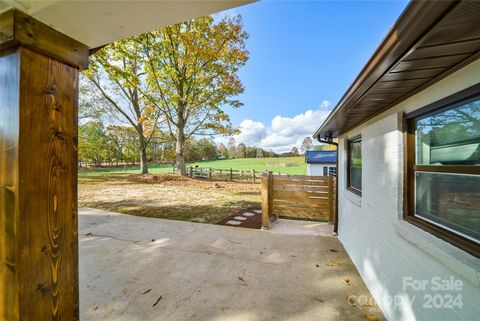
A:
[79, 121, 280, 166]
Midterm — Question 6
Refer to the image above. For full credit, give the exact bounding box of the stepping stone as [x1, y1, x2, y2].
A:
[234, 216, 247, 221]
[253, 209, 262, 214]
[226, 220, 241, 225]
[242, 212, 255, 217]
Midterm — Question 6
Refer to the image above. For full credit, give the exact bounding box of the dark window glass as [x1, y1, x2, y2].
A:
[415, 172, 480, 243]
[348, 137, 362, 192]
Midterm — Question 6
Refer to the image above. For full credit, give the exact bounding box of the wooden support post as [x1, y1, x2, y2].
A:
[328, 175, 334, 222]
[189, 166, 193, 177]
[230, 168, 233, 181]
[0, 9, 89, 321]
[252, 170, 256, 182]
[261, 171, 273, 229]
[209, 167, 212, 179]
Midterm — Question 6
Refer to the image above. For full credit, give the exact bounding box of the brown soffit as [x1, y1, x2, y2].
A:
[314, 0, 480, 139]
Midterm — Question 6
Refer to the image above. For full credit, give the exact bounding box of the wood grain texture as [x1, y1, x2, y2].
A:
[0, 48, 20, 321]
[262, 174, 335, 222]
[0, 9, 89, 69]
[261, 172, 272, 228]
[18, 47, 79, 321]
[0, 47, 79, 321]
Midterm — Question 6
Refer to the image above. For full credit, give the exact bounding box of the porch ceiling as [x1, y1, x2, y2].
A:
[0, 0, 254, 48]
[314, 0, 480, 139]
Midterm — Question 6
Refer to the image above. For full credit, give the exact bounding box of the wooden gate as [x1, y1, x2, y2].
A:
[261, 172, 336, 228]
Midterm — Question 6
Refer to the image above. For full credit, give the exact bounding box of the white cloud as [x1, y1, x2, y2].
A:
[222, 100, 333, 153]
[236, 119, 266, 146]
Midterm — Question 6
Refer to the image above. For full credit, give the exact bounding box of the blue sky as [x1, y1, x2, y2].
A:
[215, 0, 408, 152]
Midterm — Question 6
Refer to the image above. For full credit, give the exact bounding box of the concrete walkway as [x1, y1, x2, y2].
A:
[79, 208, 385, 321]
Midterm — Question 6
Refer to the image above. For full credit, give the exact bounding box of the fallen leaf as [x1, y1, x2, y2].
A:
[238, 277, 245, 282]
[326, 260, 340, 267]
[142, 289, 152, 295]
[329, 249, 339, 253]
[342, 277, 351, 286]
[364, 314, 378, 321]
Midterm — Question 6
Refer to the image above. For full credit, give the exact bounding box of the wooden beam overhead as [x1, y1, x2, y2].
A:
[0, 9, 89, 69]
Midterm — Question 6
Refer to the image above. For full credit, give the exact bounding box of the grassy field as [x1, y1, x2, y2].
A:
[78, 157, 305, 223]
[80, 156, 307, 175]
[78, 173, 260, 223]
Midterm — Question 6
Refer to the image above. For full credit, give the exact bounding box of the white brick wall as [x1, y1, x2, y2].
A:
[336, 59, 480, 321]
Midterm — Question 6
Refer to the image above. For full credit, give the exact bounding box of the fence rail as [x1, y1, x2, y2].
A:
[261, 172, 335, 228]
[174, 165, 281, 183]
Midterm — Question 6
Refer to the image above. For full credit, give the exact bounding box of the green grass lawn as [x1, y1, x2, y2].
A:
[80, 156, 307, 175]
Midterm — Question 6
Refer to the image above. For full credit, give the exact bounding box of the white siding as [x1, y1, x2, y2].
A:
[307, 163, 334, 176]
[337, 59, 480, 321]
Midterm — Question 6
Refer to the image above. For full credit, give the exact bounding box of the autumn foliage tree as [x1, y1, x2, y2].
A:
[84, 40, 163, 174]
[136, 15, 249, 175]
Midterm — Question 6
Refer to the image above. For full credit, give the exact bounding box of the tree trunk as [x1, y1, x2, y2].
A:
[176, 127, 186, 176]
[138, 128, 149, 174]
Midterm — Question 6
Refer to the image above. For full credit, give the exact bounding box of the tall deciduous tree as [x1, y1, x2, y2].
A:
[79, 121, 108, 166]
[301, 137, 313, 152]
[217, 142, 228, 158]
[84, 39, 163, 174]
[291, 146, 299, 156]
[138, 15, 248, 175]
[227, 137, 237, 159]
[237, 143, 247, 158]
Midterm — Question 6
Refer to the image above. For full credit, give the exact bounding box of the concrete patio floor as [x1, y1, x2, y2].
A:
[79, 207, 385, 321]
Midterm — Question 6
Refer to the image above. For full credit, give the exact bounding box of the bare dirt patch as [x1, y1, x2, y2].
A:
[79, 173, 261, 224]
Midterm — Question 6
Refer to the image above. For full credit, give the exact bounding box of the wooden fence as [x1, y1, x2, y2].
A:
[179, 166, 265, 183]
[261, 172, 336, 228]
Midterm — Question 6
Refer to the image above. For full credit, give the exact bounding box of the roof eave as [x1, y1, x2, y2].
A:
[314, 0, 460, 139]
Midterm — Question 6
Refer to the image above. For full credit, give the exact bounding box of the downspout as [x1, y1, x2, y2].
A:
[317, 137, 339, 235]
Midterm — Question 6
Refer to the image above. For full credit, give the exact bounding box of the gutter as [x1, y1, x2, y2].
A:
[317, 137, 339, 235]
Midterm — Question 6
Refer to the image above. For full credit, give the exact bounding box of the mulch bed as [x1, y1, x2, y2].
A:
[216, 208, 262, 229]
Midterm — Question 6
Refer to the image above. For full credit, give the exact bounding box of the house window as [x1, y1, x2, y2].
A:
[347, 136, 362, 195]
[329, 166, 336, 176]
[405, 84, 480, 257]
[323, 166, 328, 176]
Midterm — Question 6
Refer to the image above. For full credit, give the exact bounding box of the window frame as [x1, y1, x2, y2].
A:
[403, 83, 480, 258]
[346, 135, 362, 196]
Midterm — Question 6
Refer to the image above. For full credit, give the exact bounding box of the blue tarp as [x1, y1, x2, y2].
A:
[305, 150, 337, 164]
